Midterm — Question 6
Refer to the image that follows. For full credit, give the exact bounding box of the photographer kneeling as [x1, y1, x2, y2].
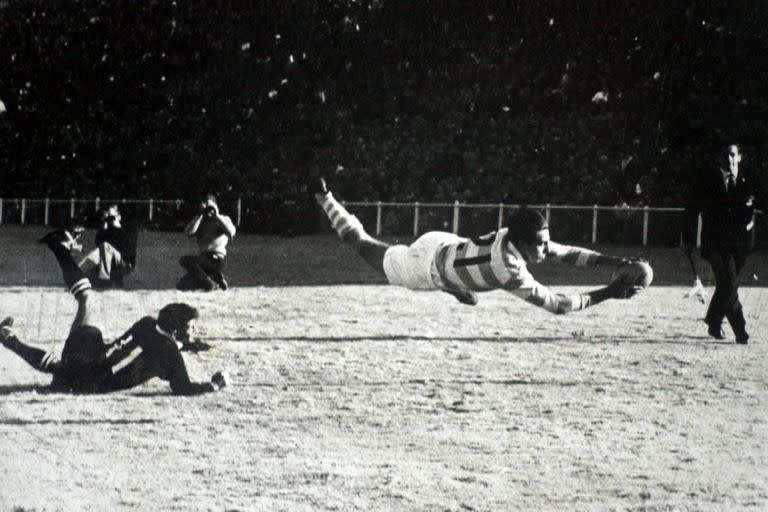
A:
[177, 195, 237, 292]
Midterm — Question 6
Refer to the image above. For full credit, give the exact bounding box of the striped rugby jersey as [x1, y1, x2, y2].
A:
[433, 228, 601, 314]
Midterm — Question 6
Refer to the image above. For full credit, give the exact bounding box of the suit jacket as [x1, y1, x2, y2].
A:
[684, 164, 762, 259]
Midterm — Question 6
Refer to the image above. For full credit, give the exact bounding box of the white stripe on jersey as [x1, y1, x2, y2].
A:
[461, 242, 489, 288]
[111, 346, 143, 374]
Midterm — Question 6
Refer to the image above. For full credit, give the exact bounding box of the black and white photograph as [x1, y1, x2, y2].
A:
[1, 1, 767, 510]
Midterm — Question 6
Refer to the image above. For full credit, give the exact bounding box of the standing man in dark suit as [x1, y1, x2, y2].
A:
[683, 143, 763, 344]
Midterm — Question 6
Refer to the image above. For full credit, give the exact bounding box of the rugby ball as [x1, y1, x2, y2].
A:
[611, 261, 653, 290]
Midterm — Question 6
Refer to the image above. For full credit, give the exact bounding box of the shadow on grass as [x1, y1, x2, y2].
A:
[0, 416, 159, 425]
[206, 334, 734, 345]
[0, 383, 201, 399]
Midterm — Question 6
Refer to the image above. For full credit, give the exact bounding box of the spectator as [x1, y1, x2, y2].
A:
[683, 143, 765, 344]
[177, 195, 237, 291]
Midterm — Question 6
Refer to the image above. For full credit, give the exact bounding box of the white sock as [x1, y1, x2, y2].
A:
[70, 278, 92, 297]
[315, 192, 365, 239]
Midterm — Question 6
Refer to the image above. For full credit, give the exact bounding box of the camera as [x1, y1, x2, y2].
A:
[203, 206, 216, 216]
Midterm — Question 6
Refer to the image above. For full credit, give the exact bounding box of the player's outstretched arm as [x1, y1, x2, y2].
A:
[581, 279, 643, 308]
[511, 268, 646, 315]
[547, 242, 647, 269]
[165, 347, 227, 395]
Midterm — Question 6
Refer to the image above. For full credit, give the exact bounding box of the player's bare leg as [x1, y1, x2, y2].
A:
[312, 178, 389, 273]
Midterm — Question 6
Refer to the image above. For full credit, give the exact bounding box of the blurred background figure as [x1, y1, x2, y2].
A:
[78, 204, 138, 289]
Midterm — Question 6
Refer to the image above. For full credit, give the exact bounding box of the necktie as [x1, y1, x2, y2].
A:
[727, 173, 735, 192]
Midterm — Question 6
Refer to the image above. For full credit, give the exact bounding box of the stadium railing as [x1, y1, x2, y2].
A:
[339, 201, 766, 248]
[0, 197, 764, 248]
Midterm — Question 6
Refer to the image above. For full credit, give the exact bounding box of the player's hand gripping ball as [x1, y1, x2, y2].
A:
[610, 260, 653, 298]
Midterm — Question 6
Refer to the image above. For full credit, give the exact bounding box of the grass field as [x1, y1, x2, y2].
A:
[1, 226, 767, 511]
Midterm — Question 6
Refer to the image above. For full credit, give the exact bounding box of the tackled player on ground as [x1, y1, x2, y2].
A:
[0, 229, 227, 395]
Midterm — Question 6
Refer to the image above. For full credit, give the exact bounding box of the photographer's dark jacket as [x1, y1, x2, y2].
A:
[96, 225, 138, 266]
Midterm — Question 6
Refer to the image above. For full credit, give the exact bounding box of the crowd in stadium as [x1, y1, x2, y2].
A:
[1, 1, 766, 216]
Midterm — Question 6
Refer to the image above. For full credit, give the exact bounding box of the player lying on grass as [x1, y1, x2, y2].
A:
[0, 231, 227, 395]
[312, 179, 651, 313]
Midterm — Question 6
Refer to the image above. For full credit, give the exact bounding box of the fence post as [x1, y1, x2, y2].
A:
[175, 200, 182, 210]
[642, 206, 649, 246]
[413, 202, 419, 237]
[70, 198, 75, 219]
[592, 205, 598, 244]
[236, 197, 242, 226]
[94, 197, 100, 213]
[545, 203, 551, 223]
[0, 198, 3, 224]
[696, 213, 702, 248]
[148, 199, 154, 222]
[452, 201, 461, 234]
[375, 201, 382, 236]
[497, 203, 504, 230]
[44, 198, 50, 225]
[21, 199, 26, 225]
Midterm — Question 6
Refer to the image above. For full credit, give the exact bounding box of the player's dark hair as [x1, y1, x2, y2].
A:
[507, 207, 549, 245]
[157, 303, 199, 334]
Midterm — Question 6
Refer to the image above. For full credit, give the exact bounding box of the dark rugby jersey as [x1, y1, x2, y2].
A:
[98, 317, 214, 395]
[434, 228, 601, 314]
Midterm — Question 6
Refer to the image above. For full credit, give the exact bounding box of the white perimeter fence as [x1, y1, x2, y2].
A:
[0, 197, 764, 247]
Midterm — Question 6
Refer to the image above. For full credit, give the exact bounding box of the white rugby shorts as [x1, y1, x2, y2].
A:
[382, 231, 461, 290]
